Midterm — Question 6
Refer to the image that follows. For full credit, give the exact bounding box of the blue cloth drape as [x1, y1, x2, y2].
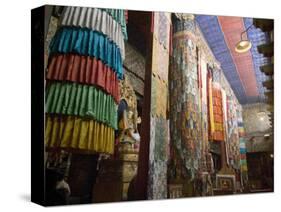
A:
[50, 27, 123, 78]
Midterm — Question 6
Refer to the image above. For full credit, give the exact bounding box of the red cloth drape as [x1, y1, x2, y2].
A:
[47, 54, 119, 103]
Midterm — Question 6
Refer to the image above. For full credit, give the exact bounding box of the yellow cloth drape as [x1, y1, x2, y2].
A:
[208, 78, 215, 134]
[45, 115, 115, 154]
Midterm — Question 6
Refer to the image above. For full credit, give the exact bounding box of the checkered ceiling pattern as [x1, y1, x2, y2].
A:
[196, 15, 270, 104]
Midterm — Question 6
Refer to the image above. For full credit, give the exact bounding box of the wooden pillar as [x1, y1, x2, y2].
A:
[134, 13, 153, 200]
[135, 12, 171, 200]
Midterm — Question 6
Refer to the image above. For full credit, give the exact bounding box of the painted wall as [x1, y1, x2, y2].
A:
[123, 42, 145, 96]
[242, 103, 273, 153]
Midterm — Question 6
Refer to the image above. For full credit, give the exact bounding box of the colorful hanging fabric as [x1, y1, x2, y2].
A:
[101, 8, 128, 40]
[49, 27, 123, 78]
[46, 81, 118, 129]
[45, 6, 127, 155]
[45, 115, 115, 154]
[226, 95, 240, 169]
[47, 54, 119, 102]
[200, 57, 209, 172]
[60, 6, 125, 58]
[207, 70, 215, 139]
[212, 83, 225, 141]
[237, 106, 248, 172]
[221, 89, 228, 138]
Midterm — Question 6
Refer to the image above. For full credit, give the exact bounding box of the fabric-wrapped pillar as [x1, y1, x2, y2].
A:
[45, 7, 127, 154]
[170, 14, 202, 180]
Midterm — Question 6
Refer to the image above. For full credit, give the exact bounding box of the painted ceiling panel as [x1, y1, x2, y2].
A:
[218, 16, 259, 97]
[196, 15, 270, 104]
[196, 15, 248, 104]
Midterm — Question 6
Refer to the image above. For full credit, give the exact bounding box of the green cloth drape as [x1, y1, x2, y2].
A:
[46, 82, 118, 129]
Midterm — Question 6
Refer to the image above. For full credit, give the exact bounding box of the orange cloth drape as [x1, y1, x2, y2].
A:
[212, 85, 225, 141]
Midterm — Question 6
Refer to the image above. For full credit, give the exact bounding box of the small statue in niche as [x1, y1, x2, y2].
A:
[117, 77, 141, 151]
[118, 100, 140, 145]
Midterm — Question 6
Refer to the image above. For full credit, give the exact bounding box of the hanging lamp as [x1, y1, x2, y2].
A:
[235, 23, 253, 53]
